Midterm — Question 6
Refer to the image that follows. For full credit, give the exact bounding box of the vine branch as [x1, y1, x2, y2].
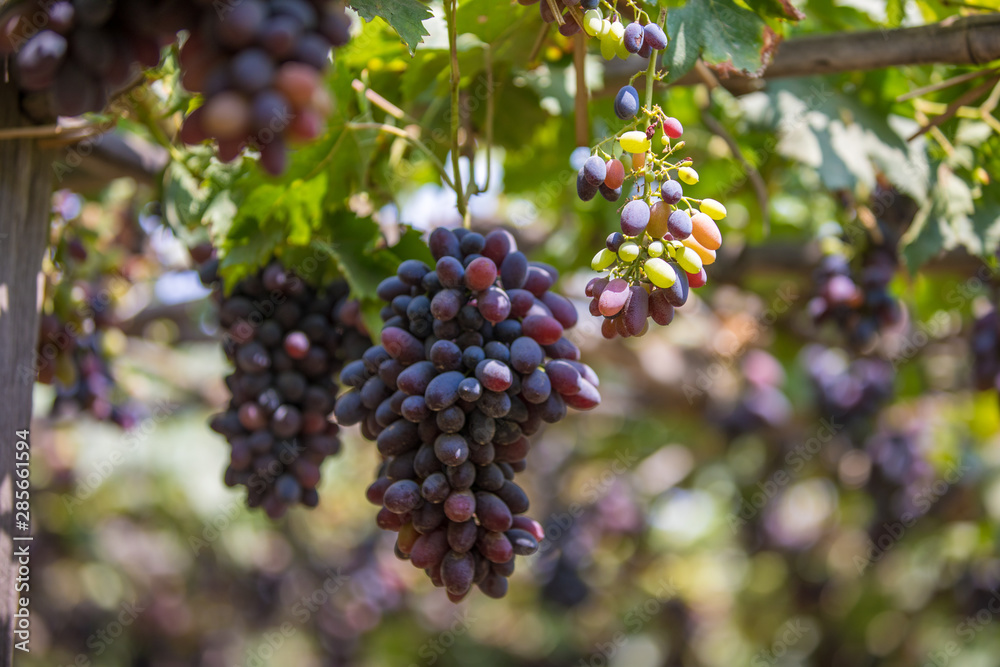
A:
[444, 0, 469, 227]
[345, 122, 455, 190]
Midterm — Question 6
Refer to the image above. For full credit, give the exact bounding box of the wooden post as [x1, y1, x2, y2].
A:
[0, 77, 54, 665]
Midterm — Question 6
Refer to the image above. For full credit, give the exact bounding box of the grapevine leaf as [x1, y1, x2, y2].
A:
[457, 0, 520, 45]
[664, 0, 769, 83]
[886, 0, 906, 26]
[900, 164, 977, 271]
[348, 0, 432, 56]
[314, 214, 402, 336]
[757, 80, 930, 198]
[162, 161, 238, 245]
[970, 186, 1000, 255]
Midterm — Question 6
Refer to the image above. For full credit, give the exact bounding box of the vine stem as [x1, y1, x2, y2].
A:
[444, 0, 469, 228]
[482, 45, 495, 193]
[644, 9, 665, 113]
[346, 122, 455, 190]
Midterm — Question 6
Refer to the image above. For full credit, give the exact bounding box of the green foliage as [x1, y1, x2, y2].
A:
[348, 0, 433, 55]
[664, 0, 771, 82]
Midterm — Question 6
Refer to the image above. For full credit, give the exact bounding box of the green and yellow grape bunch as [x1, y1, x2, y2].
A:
[574, 5, 726, 339]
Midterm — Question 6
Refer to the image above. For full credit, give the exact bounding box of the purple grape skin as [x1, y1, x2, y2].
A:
[435, 433, 470, 466]
[621, 200, 651, 236]
[383, 479, 422, 513]
[231, 48, 274, 93]
[216, 0, 268, 48]
[623, 285, 649, 336]
[425, 371, 466, 410]
[662, 267, 689, 307]
[667, 209, 693, 240]
[500, 251, 529, 290]
[649, 289, 676, 325]
[429, 227, 462, 260]
[478, 287, 512, 324]
[15, 31, 68, 90]
[643, 23, 668, 50]
[577, 172, 599, 201]
[623, 22, 644, 53]
[661, 179, 683, 205]
[599, 184, 622, 202]
[582, 155, 607, 186]
[614, 85, 640, 120]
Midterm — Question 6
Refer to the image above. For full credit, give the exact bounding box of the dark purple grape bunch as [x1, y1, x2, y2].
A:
[0, 0, 197, 118]
[334, 227, 602, 601]
[802, 344, 894, 429]
[209, 260, 371, 519]
[717, 350, 792, 436]
[971, 305, 1000, 392]
[178, 0, 352, 175]
[810, 229, 903, 351]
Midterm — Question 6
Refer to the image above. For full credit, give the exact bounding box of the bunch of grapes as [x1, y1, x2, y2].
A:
[802, 344, 894, 431]
[810, 226, 903, 350]
[334, 227, 601, 601]
[579, 96, 724, 337]
[208, 260, 370, 518]
[178, 0, 351, 175]
[970, 305, 1000, 392]
[37, 314, 139, 428]
[578, 5, 668, 60]
[35, 193, 142, 427]
[0, 0, 199, 118]
[716, 350, 792, 436]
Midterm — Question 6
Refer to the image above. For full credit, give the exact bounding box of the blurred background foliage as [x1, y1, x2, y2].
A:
[21, 0, 1000, 665]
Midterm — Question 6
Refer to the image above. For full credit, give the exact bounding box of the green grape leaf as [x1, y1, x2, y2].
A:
[349, 0, 432, 56]
[970, 186, 1000, 255]
[664, 0, 770, 83]
[755, 79, 930, 199]
[900, 164, 978, 271]
[886, 0, 906, 26]
[162, 161, 239, 245]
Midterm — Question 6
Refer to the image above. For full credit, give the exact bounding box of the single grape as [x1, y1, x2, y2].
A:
[622, 23, 644, 53]
[661, 180, 683, 205]
[583, 155, 607, 185]
[620, 200, 650, 236]
[667, 209, 693, 240]
[643, 24, 668, 50]
[614, 84, 640, 119]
